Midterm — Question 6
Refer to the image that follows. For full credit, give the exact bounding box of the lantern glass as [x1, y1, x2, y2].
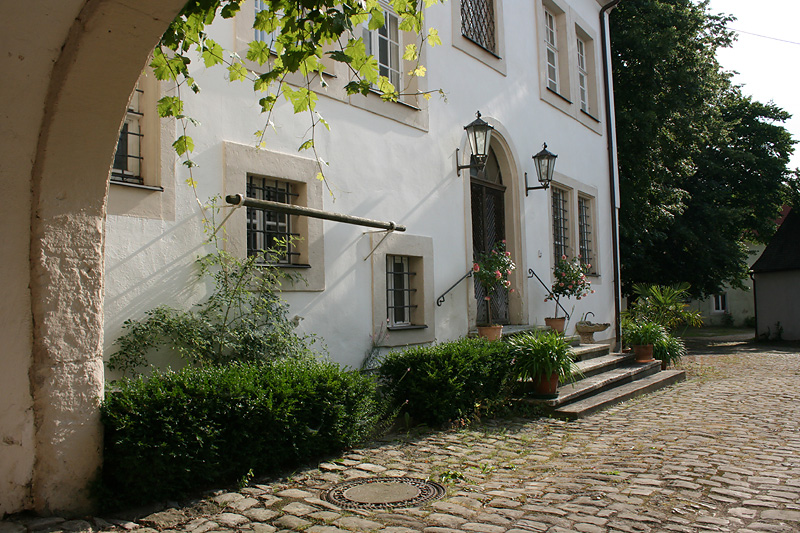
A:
[465, 111, 494, 163]
[533, 144, 557, 186]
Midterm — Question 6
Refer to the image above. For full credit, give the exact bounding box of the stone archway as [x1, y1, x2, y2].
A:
[1, 0, 186, 515]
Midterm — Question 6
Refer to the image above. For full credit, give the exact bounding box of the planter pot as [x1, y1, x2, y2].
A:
[632, 344, 655, 363]
[660, 359, 669, 370]
[477, 325, 503, 341]
[544, 317, 566, 333]
[532, 372, 560, 399]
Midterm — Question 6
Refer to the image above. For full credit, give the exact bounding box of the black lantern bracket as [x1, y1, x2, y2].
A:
[526, 143, 558, 196]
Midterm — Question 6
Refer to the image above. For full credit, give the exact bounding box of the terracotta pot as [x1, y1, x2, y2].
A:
[477, 325, 503, 341]
[544, 317, 566, 333]
[533, 372, 560, 398]
[632, 344, 655, 363]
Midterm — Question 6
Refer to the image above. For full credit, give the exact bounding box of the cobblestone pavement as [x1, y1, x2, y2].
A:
[4, 338, 800, 533]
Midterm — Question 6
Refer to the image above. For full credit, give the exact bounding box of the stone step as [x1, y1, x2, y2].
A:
[553, 370, 686, 420]
[548, 359, 660, 407]
[574, 352, 635, 379]
[570, 343, 613, 362]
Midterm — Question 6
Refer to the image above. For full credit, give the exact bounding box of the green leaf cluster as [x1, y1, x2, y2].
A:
[108, 244, 311, 376]
[151, 0, 445, 162]
[378, 337, 514, 427]
[611, 0, 798, 296]
[623, 283, 703, 331]
[505, 331, 581, 384]
[99, 358, 380, 509]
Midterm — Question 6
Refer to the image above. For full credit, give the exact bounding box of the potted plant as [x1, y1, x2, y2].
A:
[653, 332, 686, 369]
[506, 330, 582, 398]
[621, 320, 666, 363]
[473, 240, 516, 340]
[544, 256, 594, 333]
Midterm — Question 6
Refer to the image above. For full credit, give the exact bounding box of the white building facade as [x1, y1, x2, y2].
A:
[104, 0, 623, 372]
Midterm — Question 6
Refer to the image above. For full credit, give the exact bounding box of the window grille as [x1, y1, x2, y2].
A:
[578, 196, 593, 271]
[577, 38, 588, 111]
[544, 9, 559, 92]
[111, 86, 144, 185]
[246, 176, 301, 264]
[364, 9, 401, 89]
[461, 0, 496, 54]
[387, 255, 417, 326]
[552, 187, 569, 262]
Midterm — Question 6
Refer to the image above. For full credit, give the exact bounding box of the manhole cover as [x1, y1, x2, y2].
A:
[322, 477, 446, 510]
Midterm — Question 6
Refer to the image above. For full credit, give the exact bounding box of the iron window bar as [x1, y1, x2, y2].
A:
[461, 0, 497, 54]
[226, 194, 406, 232]
[111, 87, 145, 185]
[528, 267, 570, 320]
[436, 269, 473, 307]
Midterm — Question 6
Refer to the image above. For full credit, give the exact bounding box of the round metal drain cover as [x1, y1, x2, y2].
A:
[323, 477, 446, 510]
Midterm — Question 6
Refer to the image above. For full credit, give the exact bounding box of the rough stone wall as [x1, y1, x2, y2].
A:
[0, 0, 185, 516]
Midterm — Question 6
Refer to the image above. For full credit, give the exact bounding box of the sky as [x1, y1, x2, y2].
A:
[704, 0, 800, 170]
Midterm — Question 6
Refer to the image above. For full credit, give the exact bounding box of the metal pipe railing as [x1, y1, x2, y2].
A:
[436, 270, 473, 307]
[225, 194, 406, 232]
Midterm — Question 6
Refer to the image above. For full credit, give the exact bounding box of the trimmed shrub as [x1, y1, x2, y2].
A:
[100, 358, 379, 509]
[378, 337, 513, 427]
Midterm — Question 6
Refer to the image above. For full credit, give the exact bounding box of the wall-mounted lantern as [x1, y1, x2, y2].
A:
[525, 143, 558, 196]
[456, 111, 495, 176]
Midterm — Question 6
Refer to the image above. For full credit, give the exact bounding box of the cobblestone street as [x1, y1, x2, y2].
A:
[4, 337, 800, 533]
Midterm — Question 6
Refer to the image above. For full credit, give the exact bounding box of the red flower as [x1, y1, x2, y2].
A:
[473, 263, 480, 272]
[495, 270, 502, 280]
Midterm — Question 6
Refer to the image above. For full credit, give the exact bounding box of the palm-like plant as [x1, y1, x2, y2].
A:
[625, 283, 703, 331]
[506, 331, 582, 383]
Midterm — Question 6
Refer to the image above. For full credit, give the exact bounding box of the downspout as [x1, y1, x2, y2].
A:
[600, 0, 623, 348]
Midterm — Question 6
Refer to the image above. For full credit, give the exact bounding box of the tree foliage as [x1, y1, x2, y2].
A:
[152, 0, 444, 181]
[611, 0, 797, 296]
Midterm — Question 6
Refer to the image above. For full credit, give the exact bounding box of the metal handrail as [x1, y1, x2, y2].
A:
[528, 268, 570, 320]
[436, 270, 473, 307]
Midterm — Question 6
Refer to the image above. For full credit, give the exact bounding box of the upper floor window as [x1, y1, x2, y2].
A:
[363, 8, 401, 90]
[111, 84, 144, 185]
[552, 186, 569, 262]
[246, 175, 302, 265]
[577, 37, 588, 112]
[544, 9, 559, 93]
[461, 0, 496, 54]
[713, 293, 728, 313]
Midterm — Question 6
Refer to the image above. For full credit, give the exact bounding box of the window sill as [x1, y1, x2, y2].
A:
[580, 109, 601, 123]
[366, 87, 421, 111]
[387, 324, 428, 331]
[110, 180, 164, 192]
[546, 86, 572, 105]
[462, 35, 501, 59]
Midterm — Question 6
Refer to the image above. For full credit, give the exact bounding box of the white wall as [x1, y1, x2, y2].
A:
[104, 0, 619, 372]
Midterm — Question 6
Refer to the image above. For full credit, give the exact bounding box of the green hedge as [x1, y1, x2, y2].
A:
[378, 337, 513, 427]
[100, 358, 380, 508]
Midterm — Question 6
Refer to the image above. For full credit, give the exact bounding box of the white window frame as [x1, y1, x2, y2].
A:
[713, 293, 728, 313]
[577, 36, 588, 113]
[363, 8, 402, 91]
[253, 0, 280, 52]
[544, 9, 559, 93]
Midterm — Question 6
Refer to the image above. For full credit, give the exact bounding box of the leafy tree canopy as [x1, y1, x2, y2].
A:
[611, 0, 798, 297]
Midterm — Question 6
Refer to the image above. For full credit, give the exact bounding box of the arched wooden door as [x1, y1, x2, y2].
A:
[471, 149, 509, 325]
